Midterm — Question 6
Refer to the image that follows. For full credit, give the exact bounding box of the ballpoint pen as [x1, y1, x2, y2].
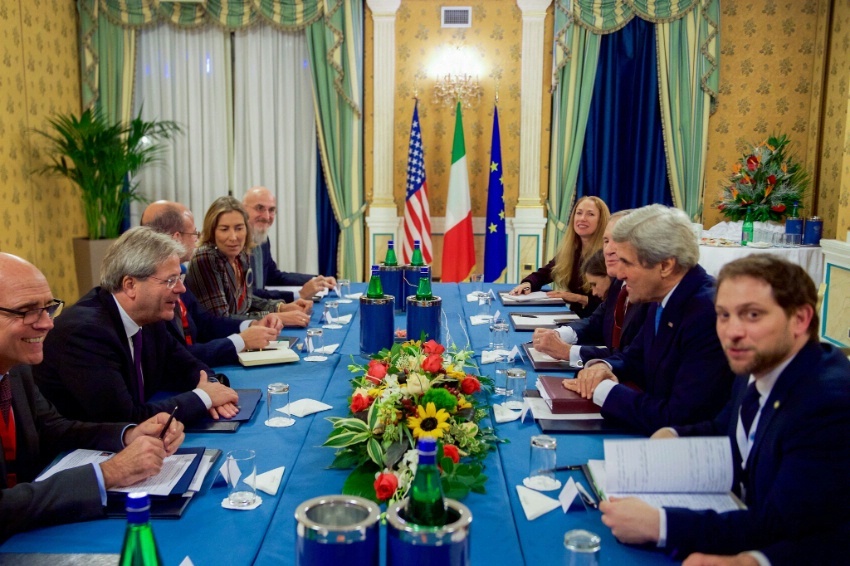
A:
[575, 481, 598, 509]
[159, 406, 178, 440]
[543, 465, 584, 472]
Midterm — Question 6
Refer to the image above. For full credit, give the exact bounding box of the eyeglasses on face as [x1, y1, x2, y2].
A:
[180, 231, 200, 238]
[252, 204, 277, 215]
[148, 274, 186, 289]
[0, 299, 65, 325]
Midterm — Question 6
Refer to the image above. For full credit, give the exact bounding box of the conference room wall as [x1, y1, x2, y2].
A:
[0, 0, 85, 301]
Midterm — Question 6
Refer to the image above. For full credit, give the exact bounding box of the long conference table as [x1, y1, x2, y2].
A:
[1, 284, 676, 565]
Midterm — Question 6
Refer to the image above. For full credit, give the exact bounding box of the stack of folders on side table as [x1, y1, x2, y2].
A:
[583, 437, 746, 512]
[36, 446, 221, 518]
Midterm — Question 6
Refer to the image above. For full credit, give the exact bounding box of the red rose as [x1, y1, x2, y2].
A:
[421, 353, 443, 373]
[423, 340, 445, 355]
[771, 204, 786, 213]
[366, 360, 388, 384]
[460, 376, 481, 395]
[350, 393, 373, 413]
[442, 445, 460, 464]
[373, 472, 398, 501]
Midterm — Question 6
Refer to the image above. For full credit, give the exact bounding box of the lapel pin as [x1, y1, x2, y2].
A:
[667, 322, 673, 328]
[773, 400, 780, 409]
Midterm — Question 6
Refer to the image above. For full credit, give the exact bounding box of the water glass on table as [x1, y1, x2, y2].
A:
[564, 529, 601, 566]
[336, 278, 352, 302]
[266, 382, 294, 428]
[470, 273, 485, 296]
[525, 434, 561, 491]
[323, 300, 341, 328]
[504, 368, 527, 410]
[477, 293, 492, 322]
[225, 449, 257, 507]
[305, 327, 327, 361]
[493, 354, 509, 396]
[490, 319, 509, 350]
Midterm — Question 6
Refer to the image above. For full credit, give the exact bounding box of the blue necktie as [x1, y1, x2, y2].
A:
[654, 305, 664, 334]
[740, 382, 760, 436]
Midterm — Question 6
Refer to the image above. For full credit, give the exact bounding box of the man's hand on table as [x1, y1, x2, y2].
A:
[197, 370, 240, 419]
[599, 497, 660, 545]
[532, 328, 571, 360]
[682, 553, 759, 566]
[564, 364, 617, 398]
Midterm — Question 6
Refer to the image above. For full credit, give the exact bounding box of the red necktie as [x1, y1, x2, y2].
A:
[0, 376, 11, 424]
[611, 287, 629, 350]
[178, 298, 193, 345]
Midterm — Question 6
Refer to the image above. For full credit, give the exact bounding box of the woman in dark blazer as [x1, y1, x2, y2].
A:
[509, 196, 610, 318]
[186, 196, 311, 327]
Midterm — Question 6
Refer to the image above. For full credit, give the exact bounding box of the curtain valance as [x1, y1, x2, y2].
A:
[95, 0, 323, 31]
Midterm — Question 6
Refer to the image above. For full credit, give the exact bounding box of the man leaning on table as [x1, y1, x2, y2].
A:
[555, 204, 734, 433]
[242, 186, 337, 301]
[141, 200, 282, 366]
[0, 253, 185, 542]
[599, 255, 850, 565]
[33, 227, 239, 425]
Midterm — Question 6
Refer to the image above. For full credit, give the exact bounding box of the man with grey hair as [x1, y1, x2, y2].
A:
[34, 226, 240, 424]
[563, 204, 733, 434]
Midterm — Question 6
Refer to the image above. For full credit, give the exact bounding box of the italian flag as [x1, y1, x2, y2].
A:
[441, 102, 476, 282]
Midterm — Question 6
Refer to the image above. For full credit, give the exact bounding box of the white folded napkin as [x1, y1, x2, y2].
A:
[312, 343, 339, 354]
[246, 466, 285, 496]
[516, 485, 560, 521]
[281, 398, 333, 417]
[345, 292, 363, 299]
[334, 314, 353, 325]
[558, 477, 579, 512]
[221, 495, 263, 511]
[492, 403, 522, 423]
[469, 314, 493, 326]
[481, 349, 513, 364]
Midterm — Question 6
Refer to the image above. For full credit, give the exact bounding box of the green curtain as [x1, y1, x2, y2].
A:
[546, 3, 601, 258]
[306, 0, 364, 280]
[656, 0, 719, 221]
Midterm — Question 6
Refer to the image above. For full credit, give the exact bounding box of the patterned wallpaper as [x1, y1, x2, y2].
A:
[827, 0, 850, 240]
[0, 0, 84, 300]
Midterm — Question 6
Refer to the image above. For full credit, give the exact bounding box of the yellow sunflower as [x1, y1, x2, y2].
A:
[457, 395, 472, 410]
[407, 402, 451, 439]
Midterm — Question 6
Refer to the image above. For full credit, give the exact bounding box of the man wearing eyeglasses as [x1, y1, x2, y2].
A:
[34, 226, 240, 425]
[0, 252, 185, 541]
[243, 186, 337, 301]
[141, 201, 282, 366]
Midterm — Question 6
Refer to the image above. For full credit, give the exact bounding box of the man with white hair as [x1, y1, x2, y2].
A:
[242, 186, 336, 301]
[558, 204, 734, 434]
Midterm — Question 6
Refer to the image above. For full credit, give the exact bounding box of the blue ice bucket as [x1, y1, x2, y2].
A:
[803, 216, 823, 246]
[401, 266, 422, 312]
[386, 498, 472, 566]
[379, 265, 405, 313]
[295, 495, 380, 566]
[360, 296, 394, 358]
[406, 296, 441, 343]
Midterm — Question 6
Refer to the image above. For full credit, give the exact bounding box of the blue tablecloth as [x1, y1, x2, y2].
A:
[1, 284, 677, 565]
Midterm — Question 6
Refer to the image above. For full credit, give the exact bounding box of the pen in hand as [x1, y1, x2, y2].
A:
[159, 406, 178, 441]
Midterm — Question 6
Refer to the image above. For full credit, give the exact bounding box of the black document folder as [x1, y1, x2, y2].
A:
[184, 388, 262, 433]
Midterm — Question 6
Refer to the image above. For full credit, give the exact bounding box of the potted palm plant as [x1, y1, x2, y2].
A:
[33, 108, 180, 295]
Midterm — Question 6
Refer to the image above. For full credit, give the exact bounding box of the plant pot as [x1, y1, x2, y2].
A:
[73, 237, 116, 299]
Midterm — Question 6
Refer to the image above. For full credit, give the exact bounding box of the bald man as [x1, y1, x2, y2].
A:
[0, 253, 185, 541]
[141, 201, 281, 366]
[242, 186, 336, 301]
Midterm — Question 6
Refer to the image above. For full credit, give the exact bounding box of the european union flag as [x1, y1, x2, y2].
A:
[484, 106, 507, 282]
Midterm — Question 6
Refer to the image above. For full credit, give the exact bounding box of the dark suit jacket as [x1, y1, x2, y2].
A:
[167, 288, 242, 366]
[250, 239, 311, 302]
[600, 265, 734, 434]
[34, 287, 211, 424]
[667, 342, 850, 557]
[521, 254, 601, 318]
[1, 366, 126, 542]
[568, 278, 649, 361]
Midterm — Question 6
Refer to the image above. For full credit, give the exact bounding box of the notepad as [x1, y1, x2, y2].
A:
[584, 437, 745, 512]
[238, 343, 300, 366]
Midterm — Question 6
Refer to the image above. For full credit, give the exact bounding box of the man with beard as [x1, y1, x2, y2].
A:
[242, 186, 336, 302]
[598, 255, 850, 564]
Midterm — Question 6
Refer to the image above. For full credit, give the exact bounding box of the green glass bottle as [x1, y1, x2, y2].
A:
[119, 492, 163, 566]
[366, 265, 384, 299]
[406, 437, 447, 527]
[741, 206, 754, 246]
[410, 240, 425, 267]
[415, 266, 433, 300]
[384, 240, 399, 266]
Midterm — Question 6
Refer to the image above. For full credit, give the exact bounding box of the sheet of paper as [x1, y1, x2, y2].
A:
[610, 492, 743, 513]
[513, 314, 579, 326]
[501, 291, 552, 303]
[188, 451, 218, 492]
[604, 437, 733, 494]
[110, 454, 197, 497]
[35, 449, 112, 482]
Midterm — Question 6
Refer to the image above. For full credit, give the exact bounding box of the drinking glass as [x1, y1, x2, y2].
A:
[491, 321, 509, 350]
[493, 354, 509, 396]
[504, 368, 527, 410]
[323, 300, 341, 328]
[225, 449, 257, 507]
[305, 327, 327, 361]
[563, 529, 601, 566]
[337, 278, 352, 303]
[525, 435, 560, 491]
[266, 382, 295, 428]
[470, 273, 484, 296]
[477, 293, 492, 321]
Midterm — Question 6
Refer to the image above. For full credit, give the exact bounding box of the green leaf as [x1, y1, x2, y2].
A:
[440, 457, 455, 475]
[367, 437, 384, 468]
[328, 449, 361, 470]
[342, 462, 381, 503]
[367, 399, 380, 430]
[334, 417, 370, 433]
[323, 430, 371, 448]
[384, 440, 409, 469]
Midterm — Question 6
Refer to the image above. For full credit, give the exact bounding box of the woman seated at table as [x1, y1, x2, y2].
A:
[532, 209, 648, 365]
[187, 196, 311, 327]
[509, 195, 609, 318]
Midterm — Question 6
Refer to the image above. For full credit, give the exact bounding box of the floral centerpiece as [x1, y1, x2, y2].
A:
[324, 339, 498, 505]
[716, 134, 809, 222]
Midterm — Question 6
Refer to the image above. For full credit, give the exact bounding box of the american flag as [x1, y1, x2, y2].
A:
[402, 101, 433, 264]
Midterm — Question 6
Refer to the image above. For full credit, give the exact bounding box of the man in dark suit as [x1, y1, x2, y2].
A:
[34, 227, 239, 424]
[534, 210, 648, 364]
[559, 205, 734, 434]
[141, 201, 281, 366]
[0, 253, 184, 541]
[242, 186, 336, 301]
[598, 255, 850, 562]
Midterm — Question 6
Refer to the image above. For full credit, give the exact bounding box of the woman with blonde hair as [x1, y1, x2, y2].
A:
[509, 196, 609, 317]
[186, 196, 311, 327]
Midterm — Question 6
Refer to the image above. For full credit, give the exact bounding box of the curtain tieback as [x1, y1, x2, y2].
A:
[340, 203, 367, 228]
[545, 202, 569, 233]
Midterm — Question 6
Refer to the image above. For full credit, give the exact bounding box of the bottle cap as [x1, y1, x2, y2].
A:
[417, 437, 437, 455]
[126, 491, 151, 512]
[420, 266, 430, 276]
[414, 239, 421, 246]
[388, 240, 394, 247]
[371, 264, 380, 273]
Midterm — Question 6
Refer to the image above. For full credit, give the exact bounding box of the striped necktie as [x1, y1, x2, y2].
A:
[0, 375, 11, 424]
[131, 330, 145, 402]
